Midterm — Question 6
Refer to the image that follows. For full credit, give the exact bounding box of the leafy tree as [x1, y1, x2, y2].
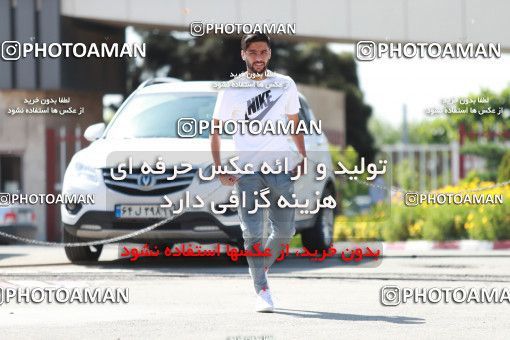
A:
[369, 116, 456, 146]
[368, 116, 401, 145]
[449, 87, 510, 131]
[409, 118, 456, 144]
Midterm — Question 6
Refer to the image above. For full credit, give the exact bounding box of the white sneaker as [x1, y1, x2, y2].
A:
[255, 288, 274, 313]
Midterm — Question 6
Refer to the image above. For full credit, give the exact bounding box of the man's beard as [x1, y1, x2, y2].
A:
[246, 60, 267, 75]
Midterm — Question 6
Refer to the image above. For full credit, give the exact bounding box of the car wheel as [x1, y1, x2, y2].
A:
[63, 229, 103, 263]
[300, 186, 335, 251]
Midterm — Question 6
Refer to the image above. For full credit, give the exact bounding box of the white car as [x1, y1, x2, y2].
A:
[61, 78, 337, 263]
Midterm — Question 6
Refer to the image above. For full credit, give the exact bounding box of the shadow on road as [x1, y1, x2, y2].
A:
[90, 253, 380, 275]
[0, 252, 28, 261]
[274, 308, 426, 324]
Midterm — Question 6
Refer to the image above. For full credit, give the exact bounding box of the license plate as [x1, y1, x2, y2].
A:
[115, 205, 174, 219]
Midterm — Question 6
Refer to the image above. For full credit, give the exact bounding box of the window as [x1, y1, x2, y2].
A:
[106, 93, 220, 139]
[0, 155, 22, 193]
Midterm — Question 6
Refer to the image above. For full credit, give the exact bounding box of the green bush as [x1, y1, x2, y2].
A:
[461, 143, 507, 169]
[421, 207, 456, 241]
[334, 179, 510, 242]
[380, 208, 410, 241]
[497, 150, 510, 183]
[328, 144, 370, 209]
[462, 170, 498, 184]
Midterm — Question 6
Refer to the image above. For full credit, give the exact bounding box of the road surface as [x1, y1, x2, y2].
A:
[0, 244, 509, 339]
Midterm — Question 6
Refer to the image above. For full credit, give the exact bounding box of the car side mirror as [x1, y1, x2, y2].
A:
[84, 123, 106, 142]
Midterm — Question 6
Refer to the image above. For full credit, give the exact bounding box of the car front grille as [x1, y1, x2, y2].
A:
[102, 166, 197, 196]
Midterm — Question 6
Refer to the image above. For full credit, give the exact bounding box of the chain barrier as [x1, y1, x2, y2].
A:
[1, 158, 508, 247]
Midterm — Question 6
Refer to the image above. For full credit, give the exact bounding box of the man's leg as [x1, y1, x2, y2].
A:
[262, 172, 296, 272]
[236, 173, 269, 294]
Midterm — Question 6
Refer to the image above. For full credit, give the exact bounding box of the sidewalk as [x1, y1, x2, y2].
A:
[383, 240, 510, 252]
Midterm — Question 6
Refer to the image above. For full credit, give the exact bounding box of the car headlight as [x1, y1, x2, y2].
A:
[66, 160, 101, 185]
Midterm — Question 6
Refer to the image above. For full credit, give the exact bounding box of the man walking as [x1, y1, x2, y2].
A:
[210, 33, 307, 312]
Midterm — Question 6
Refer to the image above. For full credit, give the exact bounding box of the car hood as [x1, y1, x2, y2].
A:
[73, 137, 236, 169]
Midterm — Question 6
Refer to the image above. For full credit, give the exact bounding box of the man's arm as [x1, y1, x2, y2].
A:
[210, 118, 223, 167]
[287, 113, 307, 174]
[287, 113, 307, 158]
[210, 118, 238, 186]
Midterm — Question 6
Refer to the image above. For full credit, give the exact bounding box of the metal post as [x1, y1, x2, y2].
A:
[408, 145, 415, 190]
[431, 148, 437, 190]
[398, 143, 405, 188]
[75, 126, 81, 153]
[442, 147, 449, 187]
[420, 146, 426, 191]
[57, 126, 66, 192]
[451, 141, 460, 184]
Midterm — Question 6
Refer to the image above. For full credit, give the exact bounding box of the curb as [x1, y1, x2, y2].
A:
[383, 240, 510, 251]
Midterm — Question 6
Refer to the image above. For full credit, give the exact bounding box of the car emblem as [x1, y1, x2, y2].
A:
[137, 174, 155, 190]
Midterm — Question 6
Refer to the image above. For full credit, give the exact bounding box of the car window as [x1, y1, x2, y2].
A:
[106, 93, 231, 139]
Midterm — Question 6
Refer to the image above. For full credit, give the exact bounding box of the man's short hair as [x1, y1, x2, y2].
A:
[241, 33, 271, 50]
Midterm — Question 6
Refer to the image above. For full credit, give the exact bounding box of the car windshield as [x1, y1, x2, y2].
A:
[106, 92, 230, 139]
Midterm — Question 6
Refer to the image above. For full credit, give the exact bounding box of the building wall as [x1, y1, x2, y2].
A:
[60, 17, 127, 93]
[296, 84, 345, 146]
[60, 0, 510, 51]
[0, 89, 103, 241]
[0, 0, 60, 90]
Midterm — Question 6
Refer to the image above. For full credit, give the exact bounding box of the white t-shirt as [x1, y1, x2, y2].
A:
[212, 71, 302, 172]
